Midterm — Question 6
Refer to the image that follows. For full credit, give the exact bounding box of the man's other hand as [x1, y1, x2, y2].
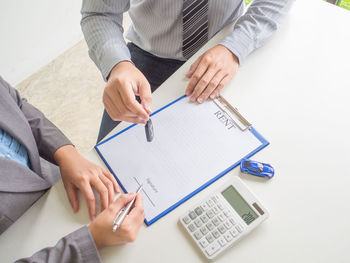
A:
[185, 45, 239, 103]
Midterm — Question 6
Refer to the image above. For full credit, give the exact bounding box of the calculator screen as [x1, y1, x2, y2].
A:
[221, 186, 259, 225]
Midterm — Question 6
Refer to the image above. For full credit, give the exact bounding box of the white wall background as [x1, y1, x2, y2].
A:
[0, 0, 83, 86]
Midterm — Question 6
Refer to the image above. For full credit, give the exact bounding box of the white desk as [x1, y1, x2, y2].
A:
[1, 0, 350, 262]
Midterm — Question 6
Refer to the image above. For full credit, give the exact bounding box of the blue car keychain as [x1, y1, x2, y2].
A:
[240, 158, 274, 179]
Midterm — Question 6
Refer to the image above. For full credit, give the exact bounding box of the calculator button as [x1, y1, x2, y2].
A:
[235, 224, 244, 233]
[195, 207, 203, 216]
[189, 211, 197, 220]
[218, 224, 227, 234]
[200, 215, 209, 223]
[217, 204, 224, 210]
[224, 232, 233, 242]
[201, 203, 209, 211]
[229, 218, 236, 225]
[182, 216, 191, 224]
[200, 226, 209, 235]
[199, 239, 209, 248]
[194, 219, 203, 227]
[205, 241, 221, 256]
[206, 222, 215, 231]
[194, 231, 203, 240]
[211, 195, 219, 204]
[218, 213, 226, 222]
[207, 199, 215, 207]
[223, 210, 231, 217]
[230, 228, 238, 237]
[218, 236, 227, 247]
[212, 206, 220, 214]
[212, 217, 220, 226]
[205, 233, 215, 243]
[223, 220, 232, 230]
[188, 223, 196, 232]
[206, 209, 215, 219]
[212, 229, 220, 239]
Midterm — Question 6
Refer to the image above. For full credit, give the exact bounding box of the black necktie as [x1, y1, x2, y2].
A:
[182, 0, 209, 59]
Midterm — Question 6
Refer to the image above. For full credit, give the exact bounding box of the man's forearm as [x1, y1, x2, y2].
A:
[81, 0, 132, 81]
[220, 0, 295, 64]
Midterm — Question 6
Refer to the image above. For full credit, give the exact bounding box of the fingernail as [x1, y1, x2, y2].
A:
[190, 97, 196, 102]
[145, 103, 152, 113]
[210, 94, 215, 99]
[197, 98, 203, 103]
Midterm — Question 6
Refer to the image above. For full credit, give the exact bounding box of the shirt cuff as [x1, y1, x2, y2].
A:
[97, 40, 132, 81]
[71, 226, 102, 263]
[219, 28, 256, 65]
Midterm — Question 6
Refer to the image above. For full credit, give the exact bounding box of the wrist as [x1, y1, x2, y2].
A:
[217, 44, 239, 65]
[53, 145, 78, 166]
[88, 224, 103, 250]
[109, 61, 134, 79]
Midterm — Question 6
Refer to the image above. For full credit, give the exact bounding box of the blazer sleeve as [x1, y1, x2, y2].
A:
[15, 226, 102, 263]
[0, 77, 73, 164]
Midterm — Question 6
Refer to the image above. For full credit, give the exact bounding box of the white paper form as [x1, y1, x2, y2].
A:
[96, 97, 264, 224]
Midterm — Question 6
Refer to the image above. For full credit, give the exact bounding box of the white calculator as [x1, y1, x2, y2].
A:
[180, 177, 269, 260]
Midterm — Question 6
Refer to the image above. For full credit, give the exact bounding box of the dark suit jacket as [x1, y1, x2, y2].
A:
[0, 77, 101, 262]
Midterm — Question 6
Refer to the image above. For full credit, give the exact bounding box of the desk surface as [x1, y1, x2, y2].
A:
[1, 0, 350, 262]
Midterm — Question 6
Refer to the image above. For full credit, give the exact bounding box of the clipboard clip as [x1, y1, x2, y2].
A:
[213, 95, 252, 131]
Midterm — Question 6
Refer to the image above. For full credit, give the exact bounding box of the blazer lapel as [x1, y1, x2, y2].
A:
[0, 158, 51, 192]
[0, 90, 42, 175]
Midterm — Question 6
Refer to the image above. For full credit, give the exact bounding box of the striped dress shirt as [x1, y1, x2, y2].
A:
[81, 0, 294, 81]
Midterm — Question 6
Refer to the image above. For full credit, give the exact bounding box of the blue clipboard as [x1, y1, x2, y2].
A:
[95, 95, 269, 226]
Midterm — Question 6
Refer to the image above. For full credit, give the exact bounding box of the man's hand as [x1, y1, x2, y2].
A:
[89, 192, 145, 249]
[103, 61, 152, 123]
[54, 145, 119, 220]
[185, 45, 239, 103]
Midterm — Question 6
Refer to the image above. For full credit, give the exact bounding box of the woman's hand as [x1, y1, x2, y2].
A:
[54, 145, 119, 220]
[89, 192, 145, 249]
